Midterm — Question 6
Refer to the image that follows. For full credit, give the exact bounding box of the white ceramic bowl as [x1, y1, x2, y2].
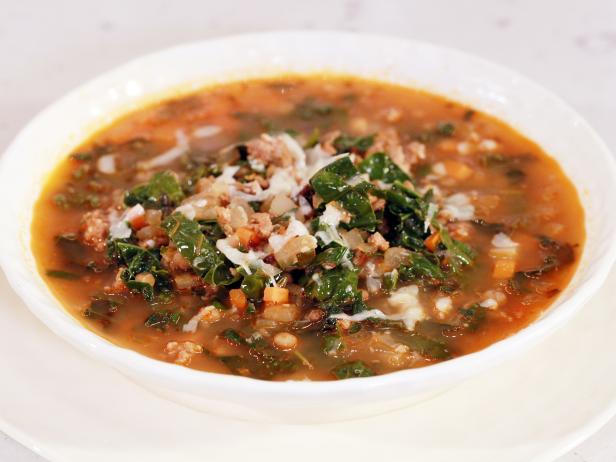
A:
[2, 31, 615, 423]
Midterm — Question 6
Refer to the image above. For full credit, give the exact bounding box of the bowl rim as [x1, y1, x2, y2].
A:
[2, 30, 616, 396]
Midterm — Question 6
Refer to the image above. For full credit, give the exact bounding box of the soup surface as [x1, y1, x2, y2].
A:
[32, 75, 584, 380]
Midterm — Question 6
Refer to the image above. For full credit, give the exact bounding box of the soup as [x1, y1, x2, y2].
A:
[32, 75, 584, 380]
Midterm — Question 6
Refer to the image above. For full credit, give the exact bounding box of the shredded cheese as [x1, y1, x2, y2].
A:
[268, 217, 311, 252]
[138, 130, 189, 170]
[109, 204, 145, 239]
[192, 125, 221, 138]
[442, 193, 475, 221]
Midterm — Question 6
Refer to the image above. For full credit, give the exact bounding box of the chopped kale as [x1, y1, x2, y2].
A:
[46, 269, 80, 280]
[305, 266, 365, 315]
[53, 191, 100, 209]
[436, 122, 456, 137]
[398, 251, 445, 282]
[293, 98, 336, 121]
[510, 236, 575, 293]
[333, 134, 374, 154]
[358, 152, 410, 183]
[310, 156, 377, 231]
[332, 360, 375, 379]
[240, 271, 269, 300]
[83, 296, 120, 327]
[145, 311, 182, 330]
[322, 334, 344, 354]
[162, 213, 238, 286]
[125, 170, 185, 209]
[438, 225, 475, 273]
[383, 182, 432, 250]
[459, 304, 487, 332]
[111, 241, 172, 302]
[71, 152, 93, 161]
[416, 121, 456, 142]
[382, 269, 399, 293]
[304, 128, 321, 149]
[222, 328, 246, 346]
[400, 333, 451, 360]
[313, 245, 351, 268]
[219, 329, 298, 379]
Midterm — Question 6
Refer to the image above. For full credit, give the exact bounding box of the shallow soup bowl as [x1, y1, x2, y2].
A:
[1, 31, 615, 423]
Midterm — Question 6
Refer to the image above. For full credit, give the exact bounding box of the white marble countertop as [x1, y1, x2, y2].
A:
[1, 0, 615, 460]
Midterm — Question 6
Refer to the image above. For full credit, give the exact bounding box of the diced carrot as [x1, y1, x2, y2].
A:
[236, 227, 259, 248]
[493, 259, 516, 279]
[424, 231, 441, 251]
[443, 160, 473, 181]
[263, 287, 289, 305]
[229, 289, 248, 312]
[129, 213, 147, 230]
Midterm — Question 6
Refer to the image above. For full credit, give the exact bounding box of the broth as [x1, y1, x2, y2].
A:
[32, 75, 584, 380]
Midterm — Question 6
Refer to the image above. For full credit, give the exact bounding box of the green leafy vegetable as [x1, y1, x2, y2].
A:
[323, 334, 344, 355]
[46, 269, 80, 280]
[332, 360, 375, 379]
[304, 128, 321, 148]
[53, 191, 100, 209]
[162, 213, 238, 286]
[240, 271, 269, 300]
[383, 182, 432, 250]
[383, 269, 399, 292]
[310, 156, 357, 201]
[219, 329, 298, 379]
[359, 152, 410, 183]
[340, 189, 378, 230]
[459, 304, 487, 332]
[313, 246, 351, 268]
[436, 122, 455, 137]
[71, 152, 93, 161]
[83, 296, 120, 327]
[416, 121, 456, 142]
[399, 251, 445, 282]
[125, 171, 185, 208]
[400, 333, 451, 360]
[333, 134, 374, 154]
[222, 328, 246, 345]
[438, 225, 475, 273]
[111, 241, 172, 302]
[305, 266, 365, 315]
[310, 156, 377, 231]
[145, 311, 182, 330]
[293, 98, 336, 121]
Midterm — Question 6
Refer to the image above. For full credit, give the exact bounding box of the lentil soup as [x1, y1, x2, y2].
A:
[32, 75, 584, 381]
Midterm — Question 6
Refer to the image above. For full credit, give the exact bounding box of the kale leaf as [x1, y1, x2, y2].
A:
[46, 269, 81, 280]
[219, 329, 298, 379]
[312, 245, 352, 268]
[310, 156, 377, 231]
[358, 152, 410, 183]
[145, 310, 182, 331]
[305, 266, 366, 315]
[438, 225, 475, 274]
[240, 271, 269, 300]
[399, 251, 446, 282]
[112, 241, 172, 302]
[162, 213, 238, 286]
[399, 333, 451, 360]
[383, 182, 432, 250]
[332, 360, 375, 379]
[125, 171, 185, 209]
[333, 134, 374, 154]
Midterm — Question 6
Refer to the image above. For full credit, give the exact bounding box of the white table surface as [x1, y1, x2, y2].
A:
[1, 0, 615, 460]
